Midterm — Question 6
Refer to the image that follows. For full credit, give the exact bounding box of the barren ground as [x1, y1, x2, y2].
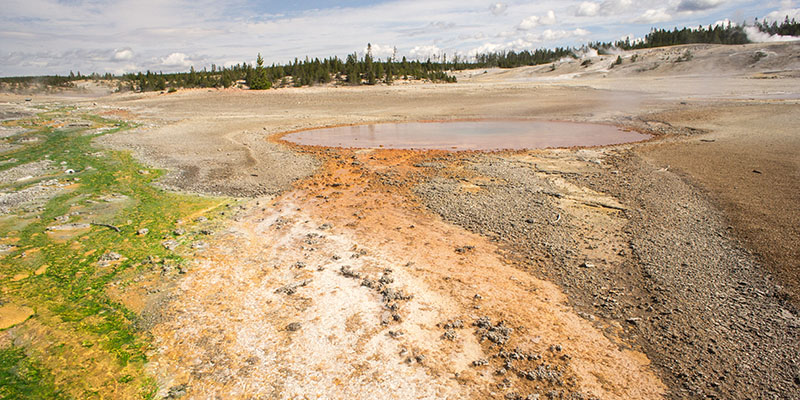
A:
[2, 42, 799, 399]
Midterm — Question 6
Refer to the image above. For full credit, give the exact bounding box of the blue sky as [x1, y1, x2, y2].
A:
[1, 0, 798, 76]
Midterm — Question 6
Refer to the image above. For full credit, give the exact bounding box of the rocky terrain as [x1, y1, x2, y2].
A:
[1, 41, 799, 399]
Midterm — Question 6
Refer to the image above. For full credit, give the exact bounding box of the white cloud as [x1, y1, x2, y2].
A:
[113, 48, 133, 61]
[0, 0, 789, 76]
[577, 2, 601, 16]
[518, 16, 541, 30]
[539, 28, 590, 41]
[161, 52, 192, 67]
[635, 8, 672, 23]
[518, 10, 556, 30]
[576, 0, 634, 17]
[366, 43, 396, 60]
[471, 27, 591, 55]
[712, 18, 736, 28]
[541, 10, 558, 25]
[765, 7, 800, 22]
[409, 45, 441, 60]
[489, 2, 508, 16]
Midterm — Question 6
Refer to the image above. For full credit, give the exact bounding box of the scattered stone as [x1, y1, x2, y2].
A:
[164, 384, 188, 399]
[162, 240, 179, 250]
[474, 316, 513, 345]
[454, 245, 475, 254]
[195, 216, 208, 222]
[340, 265, 361, 279]
[361, 278, 377, 289]
[443, 329, 457, 340]
[472, 359, 489, 367]
[520, 365, 563, 385]
[275, 280, 311, 295]
[444, 319, 464, 329]
[99, 251, 121, 262]
[173, 228, 185, 236]
[137, 228, 149, 236]
[378, 273, 394, 285]
[286, 322, 302, 332]
[579, 261, 594, 268]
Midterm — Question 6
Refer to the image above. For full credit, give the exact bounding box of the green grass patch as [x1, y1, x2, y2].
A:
[0, 106, 228, 398]
[0, 346, 67, 400]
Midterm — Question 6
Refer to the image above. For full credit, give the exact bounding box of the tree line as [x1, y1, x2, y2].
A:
[2, 18, 798, 92]
[754, 16, 800, 36]
[118, 44, 457, 92]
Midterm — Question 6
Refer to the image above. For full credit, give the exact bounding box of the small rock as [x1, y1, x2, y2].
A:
[340, 265, 361, 279]
[579, 262, 594, 268]
[99, 251, 121, 263]
[472, 359, 489, 367]
[173, 228, 185, 236]
[137, 228, 149, 236]
[286, 322, 302, 332]
[162, 240, 179, 250]
[164, 384, 188, 399]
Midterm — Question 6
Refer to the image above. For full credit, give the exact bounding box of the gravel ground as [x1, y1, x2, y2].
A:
[414, 147, 800, 399]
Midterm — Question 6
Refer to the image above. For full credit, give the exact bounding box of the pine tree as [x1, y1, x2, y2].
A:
[248, 53, 272, 90]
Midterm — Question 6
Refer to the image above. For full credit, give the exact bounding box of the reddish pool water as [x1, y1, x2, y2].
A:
[283, 120, 649, 151]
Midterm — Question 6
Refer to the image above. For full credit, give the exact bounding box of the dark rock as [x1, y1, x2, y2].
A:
[286, 322, 301, 332]
[164, 384, 188, 399]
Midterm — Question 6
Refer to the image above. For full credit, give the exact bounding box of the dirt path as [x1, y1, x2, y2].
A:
[148, 152, 665, 399]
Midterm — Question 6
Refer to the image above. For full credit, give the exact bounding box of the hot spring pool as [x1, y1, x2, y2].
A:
[282, 120, 649, 151]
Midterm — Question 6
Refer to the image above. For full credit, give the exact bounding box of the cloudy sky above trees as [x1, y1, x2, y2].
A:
[1, 0, 798, 76]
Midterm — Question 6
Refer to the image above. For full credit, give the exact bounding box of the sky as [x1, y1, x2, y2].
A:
[1, 0, 799, 76]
